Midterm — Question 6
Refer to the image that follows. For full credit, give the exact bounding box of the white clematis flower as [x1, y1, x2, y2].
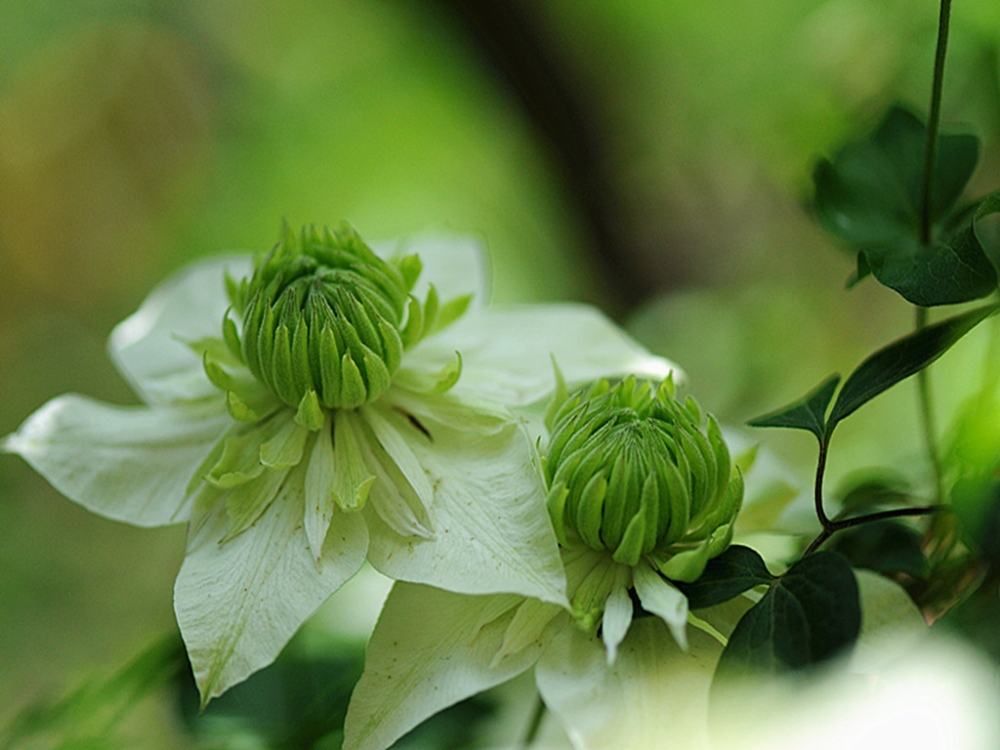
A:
[2, 223, 677, 705]
[344, 376, 746, 750]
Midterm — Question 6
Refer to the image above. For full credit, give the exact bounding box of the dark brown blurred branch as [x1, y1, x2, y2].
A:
[430, 0, 668, 314]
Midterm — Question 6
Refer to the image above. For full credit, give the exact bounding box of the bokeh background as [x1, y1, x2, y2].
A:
[2, 0, 1000, 747]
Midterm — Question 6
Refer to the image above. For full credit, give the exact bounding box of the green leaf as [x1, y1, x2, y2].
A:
[814, 107, 978, 247]
[863, 232, 996, 307]
[828, 521, 928, 579]
[746, 374, 840, 441]
[714, 552, 860, 678]
[814, 106, 993, 306]
[836, 471, 914, 517]
[674, 545, 774, 609]
[828, 303, 999, 428]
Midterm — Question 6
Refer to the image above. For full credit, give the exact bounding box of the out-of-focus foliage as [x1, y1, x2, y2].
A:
[2, 0, 1000, 747]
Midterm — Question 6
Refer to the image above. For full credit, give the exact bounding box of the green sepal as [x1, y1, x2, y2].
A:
[656, 536, 715, 583]
[546, 482, 571, 547]
[431, 294, 473, 335]
[400, 296, 424, 350]
[206, 426, 272, 488]
[543, 359, 570, 434]
[421, 284, 440, 338]
[259, 419, 308, 469]
[222, 313, 245, 364]
[203, 352, 236, 393]
[339, 353, 368, 410]
[576, 472, 608, 550]
[294, 389, 325, 431]
[225, 388, 280, 424]
[222, 466, 288, 543]
[397, 253, 422, 292]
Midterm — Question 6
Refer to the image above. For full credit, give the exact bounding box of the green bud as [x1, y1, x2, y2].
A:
[544, 377, 743, 577]
[235, 223, 413, 411]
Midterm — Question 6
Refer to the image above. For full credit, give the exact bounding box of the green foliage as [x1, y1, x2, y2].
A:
[827, 302, 998, 426]
[814, 106, 996, 306]
[675, 545, 773, 609]
[0, 636, 185, 750]
[749, 303, 999, 440]
[746, 375, 839, 442]
[713, 552, 861, 679]
[827, 521, 928, 579]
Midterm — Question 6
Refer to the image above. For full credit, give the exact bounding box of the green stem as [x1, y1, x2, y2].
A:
[916, 307, 944, 504]
[804, 505, 945, 557]
[805, 428, 944, 557]
[814, 437, 833, 528]
[520, 694, 547, 749]
[919, 0, 953, 245]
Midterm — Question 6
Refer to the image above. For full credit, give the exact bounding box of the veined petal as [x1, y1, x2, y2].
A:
[366, 419, 567, 606]
[403, 305, 681, 409]
[381, 387, 513, 436]
[373, 235, 489, 311]
[535, 617, 721, 750]
[633, 561, 689, 651]
[343, 583, 563, 750]
[304, 420, 336, 563]
[2, 394, 230, 527]
[359, 405, 434, 508]
[601, 572, 634, 665]
[333, 411, 378, 513]
[493, 597, 565, 667]
[175, 459, 368, 705]
[109, 256, 252, 405]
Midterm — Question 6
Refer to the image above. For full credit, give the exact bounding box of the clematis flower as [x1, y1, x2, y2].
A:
[343, 376, 745, 750]
[2, 223, 676, 705]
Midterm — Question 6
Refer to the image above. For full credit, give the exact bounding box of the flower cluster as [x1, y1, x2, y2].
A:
[2, 222, 678, 707]
[343, 375, 745, 750]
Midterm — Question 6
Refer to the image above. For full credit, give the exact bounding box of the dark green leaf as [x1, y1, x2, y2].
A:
[972, 191, 1000, 274]
[746, 374, 840, 441]
[864, 232, 996, 307]
[814, 106, 992, 306]
[814, 107, 979, 247]
[714, 552, 860, 678]
[675, 545, 774, 609]
[828, 303, 999, 429]
[836, 470, 914, 516]
[828, 521, 928, 578]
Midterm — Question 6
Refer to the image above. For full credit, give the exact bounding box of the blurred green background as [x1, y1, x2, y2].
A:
[2, 0, 999, 746]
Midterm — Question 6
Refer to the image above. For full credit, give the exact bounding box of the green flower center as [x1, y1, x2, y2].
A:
[233, 224, 416, 411]
[545, 377, 741, 571]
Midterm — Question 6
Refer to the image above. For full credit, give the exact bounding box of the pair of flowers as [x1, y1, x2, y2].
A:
[3, 224, 738, 749]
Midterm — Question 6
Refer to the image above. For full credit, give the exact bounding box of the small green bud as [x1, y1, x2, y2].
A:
[237, 223, 413, 411]
[544, 377, 742, 578]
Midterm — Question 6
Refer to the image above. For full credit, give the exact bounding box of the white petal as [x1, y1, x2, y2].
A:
[109, 255, 252, 405]
[633, 562, 690, 651]
[343, 583, 562, 750]
[601, 580, 633, 665]
[405, 305, 681, 410]
[494, 597, 566, 666]
[175, 460, 368, 704]
[851, 570, 928, 675]
[373, 235, 489, 309]
[304, 421, 336, 562]
[360, 405, 434, 508]
[382, 387, 511, 436]
[536, 617, 721, 750]
[365, 417, 567, 606]
[2, 394, 229, 527]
